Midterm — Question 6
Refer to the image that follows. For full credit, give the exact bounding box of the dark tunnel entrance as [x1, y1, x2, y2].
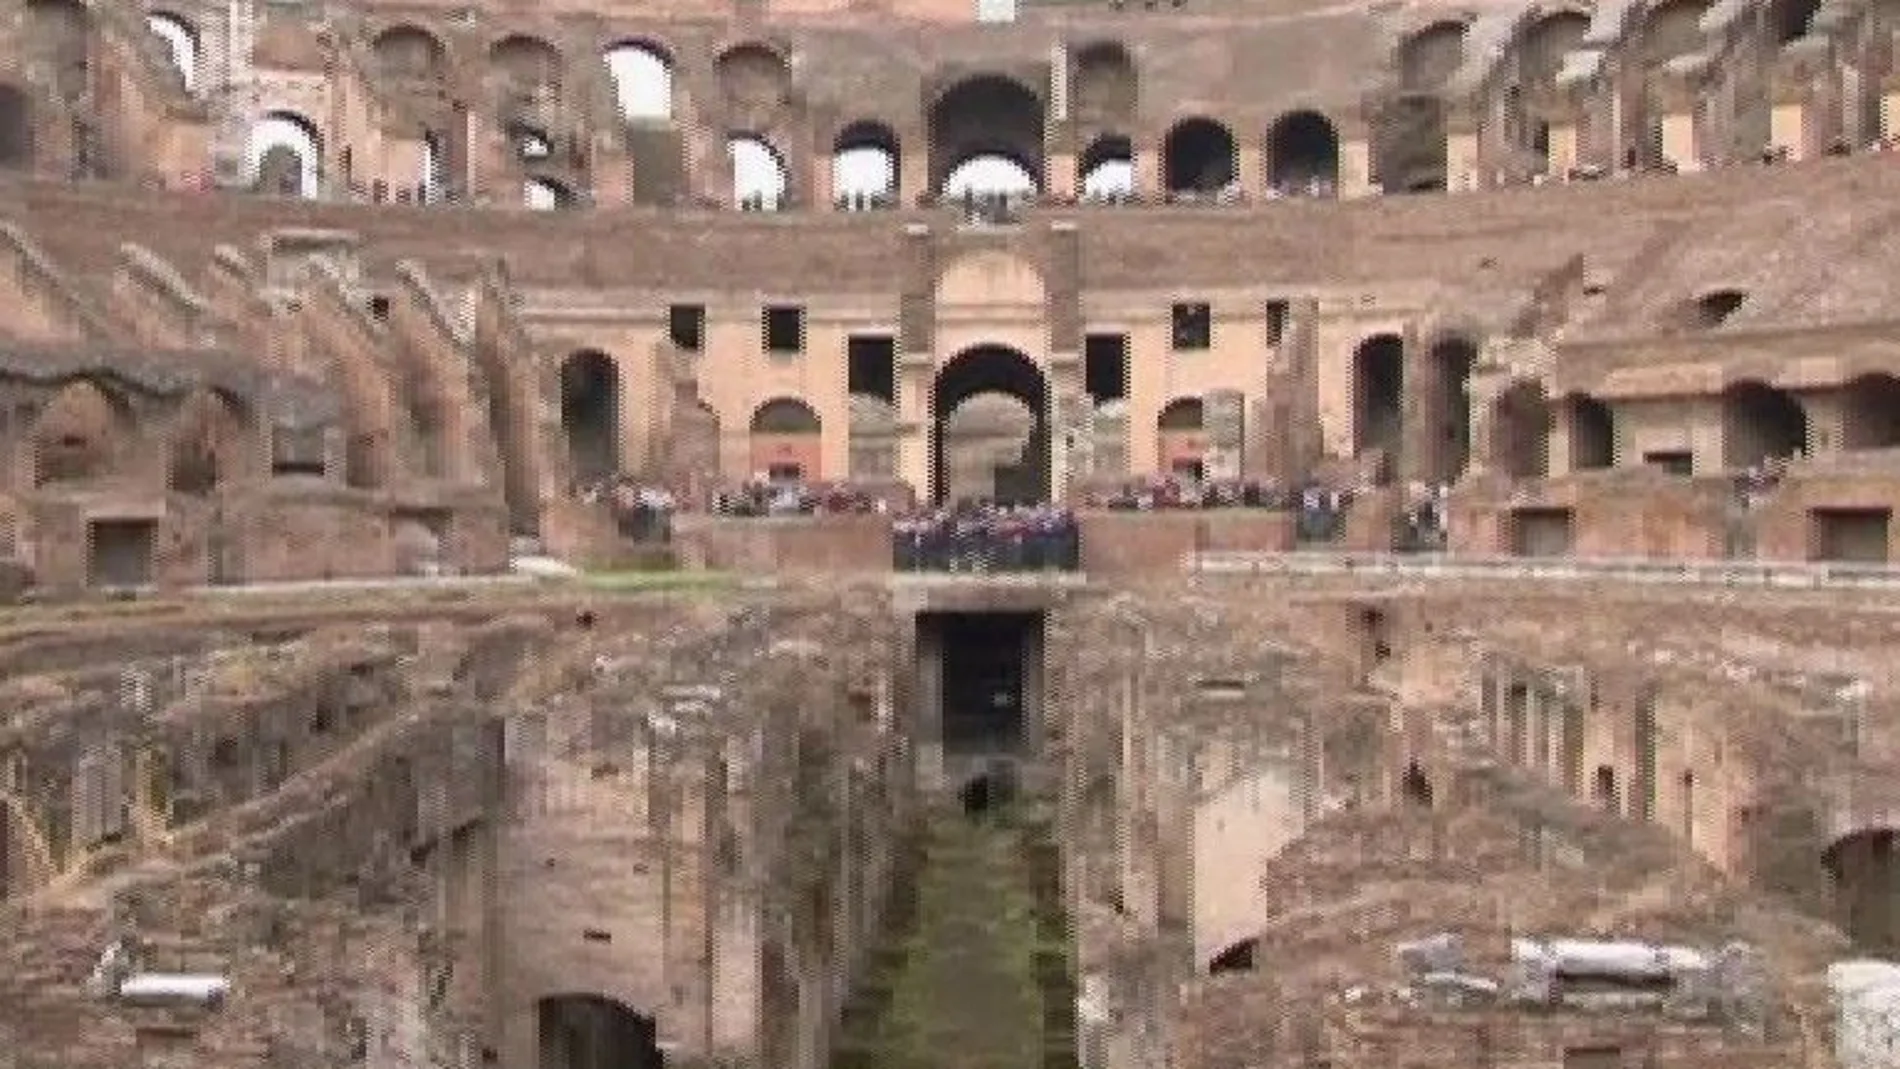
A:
[922, 610, 1044, 762]
[537, 994, 663, 1069]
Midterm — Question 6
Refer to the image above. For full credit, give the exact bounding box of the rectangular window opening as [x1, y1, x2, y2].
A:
[1265, 300, 1290, 347]
[847, 334, 897, 404]
[764, 306, 805, 354]
[669, 304, 705, 352]
[1085, 333, 1129, 403]
[1171, 303, 1211, 351]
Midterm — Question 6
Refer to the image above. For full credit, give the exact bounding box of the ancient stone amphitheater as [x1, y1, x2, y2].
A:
[0, 0, 1898, 1066]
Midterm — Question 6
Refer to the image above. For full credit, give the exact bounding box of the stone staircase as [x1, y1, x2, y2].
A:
[832, 802, 1077, 1069]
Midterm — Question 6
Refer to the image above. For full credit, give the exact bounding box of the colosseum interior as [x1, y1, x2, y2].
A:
[3, 0, 1900, 1065]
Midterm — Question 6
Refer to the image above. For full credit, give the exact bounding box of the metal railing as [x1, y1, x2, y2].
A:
[1188, 551, 1900, 590]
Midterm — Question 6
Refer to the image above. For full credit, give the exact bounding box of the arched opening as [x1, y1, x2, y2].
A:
[603, 42, 673, 122]
[1825, 829, 1900, 956]
[1429, 337, 1477, 481]
[489, 34, 562, 93]
[559, 351, 620, 486]
[1593, 764, 1619, 812]
[932, 345, 1050, 505]
[942, 155, 1038, 198]
[535, 994, 663, 1069]
[0, 85, 32, 168]
[1520, 11, 1590, 85]
[1207, 938, 1258, 974]
[168, 388, 247, 495]
[371, 24, 446, 82]
[1491, 381, 1552, 479]
[1162, 117, 1237, 195]
[245, 111, 322, 198]
[1071, 42, 1138, 125]
[928, 74, 1045, 195]
[1721, 380, 1808, 470]
[1565, 393, 1615, 470]
[1400, 20, 1468, 91]
[1840, 374, 1900, 450]
[748, 398, 822, 483]
[729, 135, 788, 210]
[1374, 95, 1448, 194]
[34, 378, 132, 488]
[1078, 134, 1134, 200]
[1402, 760, 1433, 808]
[524, 177, 575, 211]
[1156, 397, 1206, 484]
[510, 123, 554, 162]
[1645, 0, 1713, 66]
[1266, 110, 1339, 196]
[832, 121, 899, 209]
[147, 12, 200, 93]
[1353, 334, 1404, 479]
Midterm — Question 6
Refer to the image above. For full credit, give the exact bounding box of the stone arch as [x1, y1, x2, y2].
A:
[524, 176, 576, 210]
[1519, 9, 1591, 84]
[604, 41, 674, 122]
[26, 0, 88, 99]
[246, 110, 322, 198]
[928, 74, 1046, 195]
[167, 387, 250, 495]
[147, 12, 200, 93]
[1644, 0, 1713, 66]
[1157, 397, 1207, 481]
[1207, 938, 1257, 974]
[715, 42, 791, 126]
[1427, 334, 1478, 481]
[729, 134, 789, 210]
[33, 378, 136, 488]
[0, 85, 32, 169]
[748, 397, 822, 481]
[1768, 0, 1821, 45]
[535, 994, 663, 1069]
[1826, 829, 1900, 955]
[1374, 95, 1448, 193]
[371, 24, 447, 82]
[1071, 41, 1138, 124]
[1400, 20, 1468, 91]
[1162, 117, 1237, 195]
[1490, 380, 1552, 479]
[1266, 110, 1339, 194]
[1722, 380, 1808, 468]
[1079, 133, 1133, 199]
[1841, 373, 1900, 450]
[490, 33, 562, 92]
[832, 120, 900, 207]
[1352, 334, 1405, 472]
[1563, 392, 1615, 469]
[560, 350, 621, 485]
[932, 345, 1050, 505]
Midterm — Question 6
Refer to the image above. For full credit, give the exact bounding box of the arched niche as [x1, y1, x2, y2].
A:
[1840, 373, 1900, 450]
[524, 176, 576, 210]
[246, 111, 323, 198]
[1266, 110, 1339, 195]
[371, 24, 447, 82]
[1400, 20, 1467, 91]
[748, 397, 822, 482]
[715, 42, 791, 120]
[932, 345, 1049, 505]
[1490, 380, 1552, 479]
[604, 41, 674, 122]
[1352, 334, 1405, 472]
[1563, 392, 1615, 470]
[535, 994, 663, 1069]
[490, 33, 562, 93]
[1071, 41, 1137, 124]
[1156, 397, 1206, 482]
[1721, 380, 1809, 469]
[559, 350, 620, 485]
[1519, 10, 1590, 85]
[1429, 335, 1478, 481]
[928, 74, 1046, 195]
[1826, 829, 1900, 956]
[168, 387, 250, 495]
[1162, 117, 1237, 195]
[33, 378, 136, 488]
[1644, 0, 1714, 67]
[1373, 94, 1448, 194]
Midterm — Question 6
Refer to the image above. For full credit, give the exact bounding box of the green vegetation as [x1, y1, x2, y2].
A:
[834, 803, 1078, 1069]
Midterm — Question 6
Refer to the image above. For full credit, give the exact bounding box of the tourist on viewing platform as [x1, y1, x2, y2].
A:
[893, 501, 1079, 573]
[572, 474, 676, 542]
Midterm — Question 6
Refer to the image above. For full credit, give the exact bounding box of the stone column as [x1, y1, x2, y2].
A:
[1204, 389, 1245, 480]
[897, 224, 936, 497]
[1399, 323, 1434, 485]
[1337, 116, 1373, 198]
[1657, 76, 1704, 173]
[1446, 107, 1481, 192]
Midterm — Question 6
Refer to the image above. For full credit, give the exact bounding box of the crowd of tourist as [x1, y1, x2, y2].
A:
[573, 475, 677, 541]
[709, 479, 889, 517]
[891, 502, 1082, 573]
